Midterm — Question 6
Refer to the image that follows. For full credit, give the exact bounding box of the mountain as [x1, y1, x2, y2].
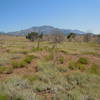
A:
[6, 25, 85, 35]
[0, 32, 5, 34]
[61, 29, 85, 35]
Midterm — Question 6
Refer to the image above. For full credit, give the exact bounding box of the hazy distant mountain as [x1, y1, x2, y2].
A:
[7, 25, 85, 35]
[0, 32, 5, 34]
[61, 29, 85, 35]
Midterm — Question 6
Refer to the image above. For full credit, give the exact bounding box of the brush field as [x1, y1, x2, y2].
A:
[0, 35, 100, 100]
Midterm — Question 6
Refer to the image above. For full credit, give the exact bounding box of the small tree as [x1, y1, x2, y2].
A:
[67, 33, 76, 42]
[26, 32, 43, 48]
[37, 33, 43, 48]
[26, 32, 38, 41]
[83, 33, 91, 42]
[51, 29, 65, 49]
[96, 34, 100, 44]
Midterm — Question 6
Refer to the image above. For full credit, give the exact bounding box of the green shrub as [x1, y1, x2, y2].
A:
[58, 56, 64, 64]
[89, 64, 100, 75]
[0, 94, 8, 100]
[58, 49, 68, 54]
[57, 65, 69, 72]
[68, 61, 76, 70]
[12, 55, 37, 68]
[24, 55, 36, 64]
[68, 57, 88, 71]
[23, 75, 38, 83]
[0, 66, 13, 74]
[75, 63, 86, 71]
[12, 60, 27, 68]
[68, 61, 86, 71]
[44, 54, 53, 61]
[78, 57, 88, 64]
[0, 76, 43, 100]
[32, 80, 50, 92]
[32, 47, 43, 52]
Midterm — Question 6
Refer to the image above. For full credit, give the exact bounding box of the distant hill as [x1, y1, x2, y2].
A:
[6, 25, 85, 35]
[0, 32, 5, 35]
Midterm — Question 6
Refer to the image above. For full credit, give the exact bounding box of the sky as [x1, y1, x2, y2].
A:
[0, 0, 100, 34]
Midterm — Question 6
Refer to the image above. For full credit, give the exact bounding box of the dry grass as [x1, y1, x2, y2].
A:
[0, 35, 100, 100]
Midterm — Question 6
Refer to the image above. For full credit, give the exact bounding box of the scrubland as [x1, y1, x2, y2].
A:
[0, 35, 100, 100]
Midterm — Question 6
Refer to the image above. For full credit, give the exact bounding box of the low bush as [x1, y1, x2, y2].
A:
[57, 65, 69, 72]
[68, 61, 76, 70]
[0, 66, 13, 74]
[32, 80, 50, 92]
[0, 76, 45, 100]
[82, 51, 100, 57]
[24, 55, 37, 64]
[0, 94, 8, 100]
[44, 54, 53, 61]
[89, 64, 100, 75]
[77, 57, 88, 64]
[12, 60, 27, 68]
[23, 74, 38, 83]
[68, 61, 86, 71]
[58, 56, 64, 64]
[75, 63, 86, 71]
[11, 55, 37, 69]
[32, 47, 43, 52]
[58, 49, 68, 54]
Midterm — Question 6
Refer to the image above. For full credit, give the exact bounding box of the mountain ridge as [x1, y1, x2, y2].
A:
[2, 25, 86, 35]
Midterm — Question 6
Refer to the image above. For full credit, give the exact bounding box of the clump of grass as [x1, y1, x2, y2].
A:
[0, 66, 13, 74]
[6, 49, 11, 53]
[0, 94, 8, 100]
[58, 49, 68, 54]
[82, 51, 97, 55]
[11, 60, 27, 68]
[68, 61, 86, 71]
[46, 47, 54, 52]
[20, 50, 28, 55]
[23, 74, 38, 83]
[32, 47, 43, 52]
[0, 76, 44, 100]
[57, 65, 69, 72]
[75, 63, 86, 71]
[24, 55, 37, 64]
[82, 51, 100, 57]
[44, 54, 53, 61]
[11, 55, 37, 69]
[68, 61, 76, 70]
[89, 64, 100, 75]
[77, 57, 88, 64]
[58, 56, 64, 64]
[32, 80, 50, 92]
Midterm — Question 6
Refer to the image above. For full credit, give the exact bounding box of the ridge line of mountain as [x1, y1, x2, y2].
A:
[0, 25, 85, 35]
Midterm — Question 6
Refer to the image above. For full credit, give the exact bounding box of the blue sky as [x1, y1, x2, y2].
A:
[0, 0, 100, 33]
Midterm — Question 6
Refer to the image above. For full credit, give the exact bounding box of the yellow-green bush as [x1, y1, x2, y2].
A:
[44, 54, 53, 61]
[68, 61, 86, 71]
[89, 64, 100, 75]
[0, 94, 8, 100]
[11, 60, 27, 68]
[75, 63, 86, 71]
[0, 66, 13, 74]
[68, 61, 76, 70]
[32, 47, 43, 52]
[58, 56, 64, 64]
[24, 55, 37, 64]
[57, 65, 69, 72]
[78, 57, 88, 64]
